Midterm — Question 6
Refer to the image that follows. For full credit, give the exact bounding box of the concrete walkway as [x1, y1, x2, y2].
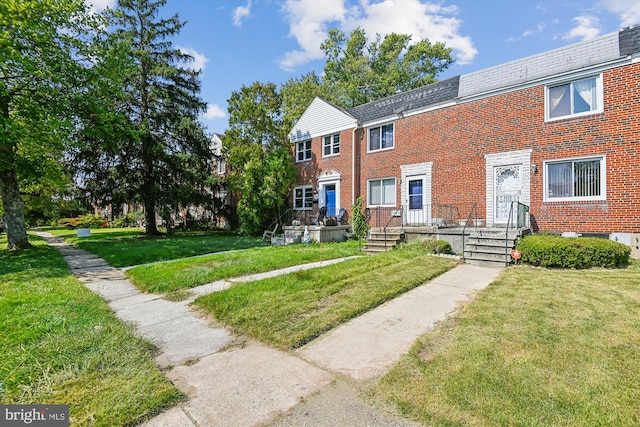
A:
[37, 232, 502, 426]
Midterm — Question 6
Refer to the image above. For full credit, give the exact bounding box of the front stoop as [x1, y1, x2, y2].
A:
[464, 228, 525, 268]
[364, 228, 405, 253]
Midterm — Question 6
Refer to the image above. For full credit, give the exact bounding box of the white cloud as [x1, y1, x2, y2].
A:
[84, 0, 115, 13]
[563, 15, 602, 41]
[204, 104, 226, 120]
[597, 0, 640, 27]
[233, 1, 252, 27]
[278, 0, 477, 71]
[177, 46, 209, 72]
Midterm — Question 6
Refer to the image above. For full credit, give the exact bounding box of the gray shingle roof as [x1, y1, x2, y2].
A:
[347, 76, 460, 124]
[619, 25, 640, 56]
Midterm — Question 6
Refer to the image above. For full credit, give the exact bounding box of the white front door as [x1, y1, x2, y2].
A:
[494, 165, 521, 225]
[405, 175, 429, 226]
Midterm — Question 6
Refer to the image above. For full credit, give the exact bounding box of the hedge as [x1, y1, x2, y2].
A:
[516, 234, 630, 269]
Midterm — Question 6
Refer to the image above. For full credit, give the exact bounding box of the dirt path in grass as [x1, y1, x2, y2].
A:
[37, 231, 500, 426]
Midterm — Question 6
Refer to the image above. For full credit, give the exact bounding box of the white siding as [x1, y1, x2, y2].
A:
[290, 98, 357, 142]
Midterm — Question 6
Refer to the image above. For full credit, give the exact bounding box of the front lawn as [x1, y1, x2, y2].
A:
[0, 234, 183, 425]
[48, 227, 267, 267]
[374, 263, 640, 426]
[127, 240, 361, 293]
[195, 247, 458, 349]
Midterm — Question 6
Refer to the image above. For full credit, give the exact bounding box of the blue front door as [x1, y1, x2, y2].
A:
[325, 184, 336, 216]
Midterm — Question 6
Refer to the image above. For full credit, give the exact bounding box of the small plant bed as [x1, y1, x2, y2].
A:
[373, 262, 640, 426]
[0, 234, 182, 425]
[516, 234, 630, 268]
[48, 227, 267, 267]
[127, 240, 361, 293]
[194, 247, 458, 349]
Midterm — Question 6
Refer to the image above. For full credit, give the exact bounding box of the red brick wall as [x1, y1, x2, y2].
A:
[294, 128, 356, 215]
[357, 62, 640, 233]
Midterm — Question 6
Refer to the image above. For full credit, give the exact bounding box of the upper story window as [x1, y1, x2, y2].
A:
[294, 186, 313, 210]
[296, 140, 311, 162]
[544, 156, 606, 202]
[323, 133, 340, 157]
[368, 178, 396, 206]
[368, 123, 394, 152]
[217, 159, 226, 174]
[546, 75, 603, 121]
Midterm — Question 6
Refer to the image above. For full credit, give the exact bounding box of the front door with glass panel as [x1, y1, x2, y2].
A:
[324, 184, 336, 217]
[406, 176, 427, 226]
[494, 165, 521, 225]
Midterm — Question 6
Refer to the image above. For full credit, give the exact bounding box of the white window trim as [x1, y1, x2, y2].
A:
[367, 177, 396, 207]
[217, 159, 226, 175]
[296, 140, 311, 163]
[367, 122, 395, 153]
[543, 155, 606, 202]
[293, 185, 313, 210]
[322, 133, 340, 158]
[544, 74, 604, 122]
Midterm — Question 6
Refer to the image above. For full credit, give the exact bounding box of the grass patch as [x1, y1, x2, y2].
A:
[47, 227, 267, 267]
[195, 247, 458, 349]
[127, 240, 361, 293]
[373, 263, 640, 426]
[0, 234, 183, 425]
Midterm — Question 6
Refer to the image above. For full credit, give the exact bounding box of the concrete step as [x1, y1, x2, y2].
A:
[465, 258, 509, 268]
[464, 250, 511, 262]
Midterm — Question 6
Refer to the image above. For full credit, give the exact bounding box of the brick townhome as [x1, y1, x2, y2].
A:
[290, 26, 640, 259]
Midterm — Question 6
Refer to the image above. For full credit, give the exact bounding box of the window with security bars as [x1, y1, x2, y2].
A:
[545, 157, 605, 201]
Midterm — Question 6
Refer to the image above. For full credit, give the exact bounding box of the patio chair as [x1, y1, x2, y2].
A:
[261, 223, 278, 242]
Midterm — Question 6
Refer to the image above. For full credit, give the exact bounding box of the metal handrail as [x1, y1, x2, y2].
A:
[505, 201, 530, 266]
[461, 203, 478, 261]
[383, 206, 404, 250]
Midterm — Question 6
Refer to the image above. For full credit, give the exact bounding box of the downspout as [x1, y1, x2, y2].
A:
[351, 122, 360, 206]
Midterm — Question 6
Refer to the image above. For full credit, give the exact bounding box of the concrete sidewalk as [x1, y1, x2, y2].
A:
[37, 231, 502, 426]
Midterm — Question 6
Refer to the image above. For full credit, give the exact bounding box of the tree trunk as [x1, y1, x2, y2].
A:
[143, 195, 161, 235]
[0, 169, 32, 250]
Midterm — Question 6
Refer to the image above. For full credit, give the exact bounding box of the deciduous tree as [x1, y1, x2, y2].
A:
[0, 0, 97, 249]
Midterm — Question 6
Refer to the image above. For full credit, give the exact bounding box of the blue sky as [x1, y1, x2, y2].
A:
[87, 0, 640, 135]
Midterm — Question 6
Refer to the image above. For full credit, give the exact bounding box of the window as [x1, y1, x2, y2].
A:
[323, 133, 340, 157]
[294, 186, 313, 210]
[545, 156, 605, 201]
[296, 140, 311, 162]
[368, 178, 396, 206]
[546, 75, 602, 120]
[217, 159, 226, 174]
[368, 123, 394, 152]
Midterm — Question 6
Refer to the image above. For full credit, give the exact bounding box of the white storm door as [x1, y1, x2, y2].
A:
[494, 165, 521, 225]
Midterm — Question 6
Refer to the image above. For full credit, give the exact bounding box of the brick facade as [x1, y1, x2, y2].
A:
[291, 27, 640, 243]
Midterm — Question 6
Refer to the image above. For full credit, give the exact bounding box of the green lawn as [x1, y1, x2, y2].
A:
[195, 247, 459, 349]
[127, 240, 362, 293]
[0, 234, 183, 426]
[48, 227, 267, 267]
[373, 263, 640, 426]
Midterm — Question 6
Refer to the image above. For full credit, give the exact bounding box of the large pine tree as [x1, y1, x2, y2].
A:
[75, 0, 211, 235]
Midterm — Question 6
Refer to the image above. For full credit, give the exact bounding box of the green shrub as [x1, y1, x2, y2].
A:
[405, 238, 453, 255]
[112, 211, 144, 228]
[517, 234, 630, 269]
[78, 214, 105, 228]
[59, 217, 82, 229]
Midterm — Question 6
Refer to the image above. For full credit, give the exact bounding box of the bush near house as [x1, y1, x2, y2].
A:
[403, 239, 453, 255]
[516, 234, 630, 268]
